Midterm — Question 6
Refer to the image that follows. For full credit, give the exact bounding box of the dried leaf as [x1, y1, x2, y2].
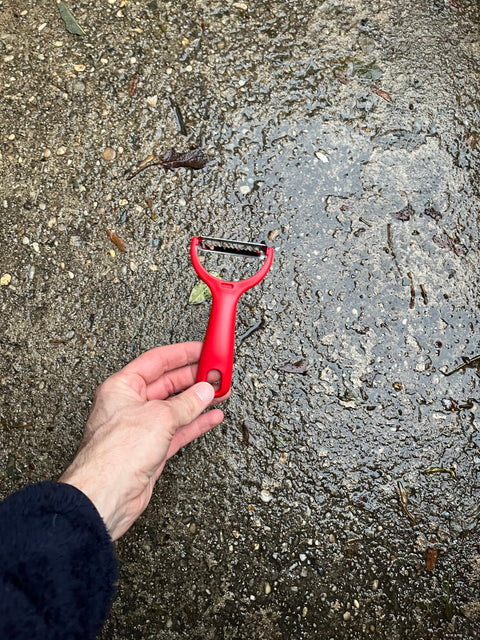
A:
[432, 232, 467, 255]
[371, 86, 392, 103]
[127, 148, 210, 180]
[426, 548, 438, 571]
[128, 75, 139, 97]
[107, 229, 127, 253]
[278, 359, 309, 374]
[397, 480, 416, 523]
[391, 204, 414, 221]
[161, 147, 209, 170]
[138, 155, 155, 169]
[57, 1, 85, 36]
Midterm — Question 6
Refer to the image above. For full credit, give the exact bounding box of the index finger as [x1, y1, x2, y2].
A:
[121, 341, 203, 385]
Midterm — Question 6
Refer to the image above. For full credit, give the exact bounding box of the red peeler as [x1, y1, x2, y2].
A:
[190, 236, 274, 397]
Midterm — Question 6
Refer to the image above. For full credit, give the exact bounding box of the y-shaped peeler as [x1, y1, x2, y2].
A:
[190, 236, 274, 397]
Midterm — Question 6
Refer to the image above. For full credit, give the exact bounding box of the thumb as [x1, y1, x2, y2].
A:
[164, 382, 215, 430]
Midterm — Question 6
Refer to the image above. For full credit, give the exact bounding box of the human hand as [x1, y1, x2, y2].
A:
[59, 342, 227, 540]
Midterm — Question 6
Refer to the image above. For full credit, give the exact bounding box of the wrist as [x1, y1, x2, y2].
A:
[59, 470, 120, 539]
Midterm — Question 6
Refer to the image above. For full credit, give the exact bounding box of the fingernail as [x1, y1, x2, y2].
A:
[194, 382, 215, 404]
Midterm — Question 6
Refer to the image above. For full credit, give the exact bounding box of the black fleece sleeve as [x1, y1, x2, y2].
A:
[0, 481, 118, 640]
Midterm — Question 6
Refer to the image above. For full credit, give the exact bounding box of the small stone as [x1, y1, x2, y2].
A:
[260, 489, 272, 503]
[302, 606, 308, 617]
[353, 599, 360, 609]
[7, 134, 15, 140]
[44, 149, 51, 158]
[22, 237, 30, 245]
[315, 150, 329, 163]
[149, 265, 158, 271]
[53, 41, 63, 47]
[343, 611, 351, 621]
[182, 37, 189, 46]
[189, 522, 196, 534]
[372, 579, 379, 591]
[264, 581, 271, 595]
[31, 242, 40, 253]
[1, 274, 12, 286]
[239, 185, 251, 195]
[56, 146, 67, 155]
[102, 147, 116, 161]
[146, 95, 158, 108]
[109, 249, 116, 258]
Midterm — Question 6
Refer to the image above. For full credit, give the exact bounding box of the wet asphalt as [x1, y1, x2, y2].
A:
[1, 0, 479, 638]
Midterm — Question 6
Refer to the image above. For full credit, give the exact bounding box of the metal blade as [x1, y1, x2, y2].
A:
[198, 236, 267, 258]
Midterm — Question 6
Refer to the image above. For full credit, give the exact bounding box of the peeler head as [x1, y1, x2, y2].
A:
[196, 236, 268, 259]
[190, 235, 274, 292]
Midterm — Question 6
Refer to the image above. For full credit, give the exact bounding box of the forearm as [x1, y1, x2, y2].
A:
[0, 482, 117, 640]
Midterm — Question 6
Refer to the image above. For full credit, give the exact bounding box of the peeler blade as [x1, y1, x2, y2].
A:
[197, 236, 268, 259]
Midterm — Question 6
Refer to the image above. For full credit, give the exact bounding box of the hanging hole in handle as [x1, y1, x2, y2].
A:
[207, 369, 222, 389]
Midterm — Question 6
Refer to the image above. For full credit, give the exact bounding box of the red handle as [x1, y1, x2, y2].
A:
[196, 284, 240, 397]
[190, 237, 274, 397]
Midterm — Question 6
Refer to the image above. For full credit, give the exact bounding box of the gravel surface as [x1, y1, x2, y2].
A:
[1, 0, 479, 638]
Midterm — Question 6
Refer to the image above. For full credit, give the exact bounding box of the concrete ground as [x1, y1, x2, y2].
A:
[1, 0, 479, 637]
